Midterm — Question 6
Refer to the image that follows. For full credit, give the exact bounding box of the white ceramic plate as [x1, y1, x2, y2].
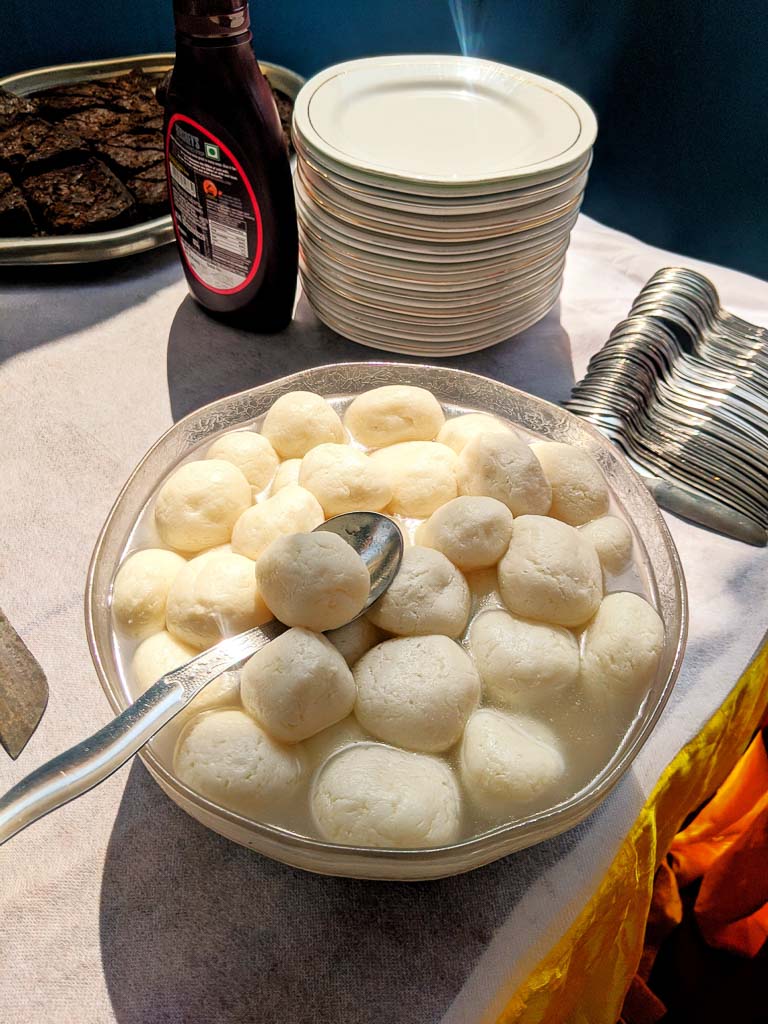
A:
[295, 185, 581, 256]
[299, 257, 566, 314]
[305, 287, 563, 355]
[302, 277, 563, 341]
[299, 228, 566, 286]
[298, 146, 593, 215]
[300, 231, 564, 294]
[296, 166, 586, 240]
[295, 126, 592, 197]
[297, 196, 579, 263]
[299, 251, 566, 316]
[293, 56, 597, 188]
[295, 177, 582, 251]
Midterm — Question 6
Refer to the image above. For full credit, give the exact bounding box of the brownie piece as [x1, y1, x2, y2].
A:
[110, 67, 158, 94]
[95, 130, 164, 176]
[139, 113, 164, 133]
[271, 87, 294, 153]
[102, 70, 160, 115]
[35, 80, 117, 118]
[0, 171, 36, 235]
[155, 71, 172, 107]
[21, 124, 89, 177]
[0, 118, 52, 173]
[126, 162, 168, 216]
[59, 107, 138, 142]
[0, 86, 38, 131]
[23, 159, 136, 233]
[36, 73, 157, 119]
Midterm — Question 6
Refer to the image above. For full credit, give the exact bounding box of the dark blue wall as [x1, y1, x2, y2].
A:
[3, 1, 767, 279]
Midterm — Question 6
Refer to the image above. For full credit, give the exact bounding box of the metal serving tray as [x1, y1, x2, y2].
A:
[0, 53, 304, 266]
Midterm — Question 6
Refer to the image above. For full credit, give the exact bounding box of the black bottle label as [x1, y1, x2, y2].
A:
[166, 114, 262, 293]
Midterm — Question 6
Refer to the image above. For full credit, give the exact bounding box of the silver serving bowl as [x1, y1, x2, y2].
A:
[85, 363, 687, 880]
[0, 53, 304, 266]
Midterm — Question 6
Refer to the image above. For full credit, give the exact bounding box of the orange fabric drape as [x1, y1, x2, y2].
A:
[670, 729, 768, 957]
[494, 639, 768, 1024]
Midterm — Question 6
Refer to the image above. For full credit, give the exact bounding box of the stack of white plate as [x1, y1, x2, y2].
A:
[292, 56, 597, 356]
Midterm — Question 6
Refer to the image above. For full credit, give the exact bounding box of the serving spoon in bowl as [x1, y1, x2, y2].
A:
[0, 512, 403, 848]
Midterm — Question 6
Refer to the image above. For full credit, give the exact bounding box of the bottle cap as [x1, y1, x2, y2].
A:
[173, 0, 250, 37]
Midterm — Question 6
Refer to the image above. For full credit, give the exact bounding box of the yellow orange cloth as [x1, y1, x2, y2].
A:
[497, 640, 768, 1024]
[671, 729, 768, 957]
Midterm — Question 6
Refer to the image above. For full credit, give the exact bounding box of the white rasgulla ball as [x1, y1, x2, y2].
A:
[498, 515, 602, 628]
[416, 495, 514, 572]
[299, 443, 392, 517]
[205, 430, 279, 493]
[579, 515, 634, 574]
[437, 412, 513, 454]
[580, 592, 664, 704]
[460, 709, 566, 812]
[231, 484, 324, 561]
[303, 714, 370, 769]
[256, 532, 370, 631]
[270, 458, 301, 494]
[312, 743, 461, 848]
[112, 548, 186, 639]
[354, 635, 480, 752]
[175, 709, 305, 816]
[366, 546, 470, 639]
[531, 441, 610, 526]
[344, 385, 445, 447]
[131, 631, 241, 733]
[241, 627, 356, 743]
[369, 441, 458, 517]
[132, 629, 198, 691]
[457, 432, 551, 516]
[469, 609, 580, 707]
[155, 459, 252, 553]
[326, 616, 384, 667]
[261, 391, 345, 458]
[166, 551, 272, 649]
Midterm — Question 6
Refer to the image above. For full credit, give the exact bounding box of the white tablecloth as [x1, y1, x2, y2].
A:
[1, 215, 767, 1024]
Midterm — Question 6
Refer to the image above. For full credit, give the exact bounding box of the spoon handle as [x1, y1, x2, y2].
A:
[0, 619, 288, 848]
[0, 677, 186, 847]
[646, 477, 767, 546]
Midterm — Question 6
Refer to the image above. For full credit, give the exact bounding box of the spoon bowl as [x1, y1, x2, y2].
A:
[316, 511, 404, 611]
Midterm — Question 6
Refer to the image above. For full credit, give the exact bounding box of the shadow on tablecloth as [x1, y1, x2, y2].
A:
[166, 294, 576, 421]
[0, 246, 180, 363]
[98, 759, 593, 1024]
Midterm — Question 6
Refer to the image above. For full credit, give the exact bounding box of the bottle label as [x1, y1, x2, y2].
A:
[166, 114, 262, 294]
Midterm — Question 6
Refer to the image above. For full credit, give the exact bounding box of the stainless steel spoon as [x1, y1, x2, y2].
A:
[0, 512, 404, 847]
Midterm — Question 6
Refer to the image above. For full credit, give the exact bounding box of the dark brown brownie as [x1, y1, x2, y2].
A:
[92, 68, 159, 117]
[0, 171, 36, 234]
[36, 73, 157, 119]
[23, 159, 136, 233]
[94, 130, 164, 176]
[126, 162, 168, 216]
[271, 88, 294, 153]
[111, 68, 156, 91]
[0, 118, 52, 173]
[35, 80, 117, 118]
[58, 107, 138, 143]
[138, 113, 165, 133]
[21, 124, 89, 177]
[0, 86, 38, 131]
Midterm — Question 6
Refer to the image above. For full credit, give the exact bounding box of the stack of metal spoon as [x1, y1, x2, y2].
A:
[566, 267, 768, 546]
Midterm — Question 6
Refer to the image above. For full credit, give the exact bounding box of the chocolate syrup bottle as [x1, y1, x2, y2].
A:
[165, 0, 298, 331]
